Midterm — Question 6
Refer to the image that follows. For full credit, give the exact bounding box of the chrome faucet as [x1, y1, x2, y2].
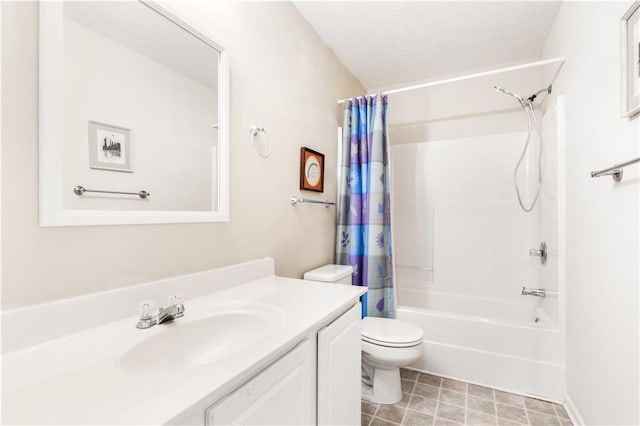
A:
[521, 286, 546, 297]
[136, 295, 185, 329]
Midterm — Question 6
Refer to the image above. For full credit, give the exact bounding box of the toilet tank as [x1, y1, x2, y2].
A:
[303, 264, 353, 285]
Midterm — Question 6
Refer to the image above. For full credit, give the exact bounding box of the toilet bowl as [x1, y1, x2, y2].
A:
[360, 317, 424, 404]
[303, 264, 425, 405]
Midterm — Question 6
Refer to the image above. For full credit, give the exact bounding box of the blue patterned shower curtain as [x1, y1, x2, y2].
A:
[336, 94, 395, 318]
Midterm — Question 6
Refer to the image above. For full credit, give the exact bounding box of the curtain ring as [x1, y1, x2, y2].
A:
[249, 125, 272, 158]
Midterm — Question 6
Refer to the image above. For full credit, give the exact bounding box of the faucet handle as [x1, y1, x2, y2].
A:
[138, 300, 157, 318]
[136, 300, 158, 329]
[167, 294, 182, 305]
[140, 303, 151, 319]
[166, 294, 184, 318]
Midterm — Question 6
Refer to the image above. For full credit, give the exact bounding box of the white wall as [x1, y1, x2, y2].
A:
[62, 17, 217, 211]
[1, 2, 364, 307]
[542, 2, 640, 424]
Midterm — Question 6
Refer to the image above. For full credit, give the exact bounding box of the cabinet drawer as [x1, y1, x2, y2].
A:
[206, 339, 314, 425]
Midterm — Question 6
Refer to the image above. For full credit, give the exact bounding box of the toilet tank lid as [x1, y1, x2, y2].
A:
[303, 264, 354, 282]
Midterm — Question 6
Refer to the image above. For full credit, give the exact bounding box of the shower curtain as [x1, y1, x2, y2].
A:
[336, 93, 395, 319]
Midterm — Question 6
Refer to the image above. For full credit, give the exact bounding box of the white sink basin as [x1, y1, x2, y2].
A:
[121, 302, 284, 373]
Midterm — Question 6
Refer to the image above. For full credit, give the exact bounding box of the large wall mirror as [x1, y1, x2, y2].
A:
[39, 1, 229, 226]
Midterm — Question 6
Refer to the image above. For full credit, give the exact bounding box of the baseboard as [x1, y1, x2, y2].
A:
[564, 393, 585, 426]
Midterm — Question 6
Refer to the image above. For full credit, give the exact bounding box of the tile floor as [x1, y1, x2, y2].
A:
[361, 369, 572, 426]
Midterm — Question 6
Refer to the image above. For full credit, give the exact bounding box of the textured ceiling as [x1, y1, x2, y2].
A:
[293, 1, 561, 90]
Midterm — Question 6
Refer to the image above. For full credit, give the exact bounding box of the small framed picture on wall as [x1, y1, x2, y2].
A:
[300, 147, 325, 192]
[622, 1, 640, 117]
[88, 121, 133, 172]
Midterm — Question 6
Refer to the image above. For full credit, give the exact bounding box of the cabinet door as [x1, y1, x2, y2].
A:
[206, 339, 314, 425]
[317, 303, 361, 426]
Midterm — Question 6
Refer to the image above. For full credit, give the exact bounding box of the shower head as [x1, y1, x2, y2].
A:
[493, 85, 527, 108]
[493, 85, 511, 95]
[527, 85, 553, 103]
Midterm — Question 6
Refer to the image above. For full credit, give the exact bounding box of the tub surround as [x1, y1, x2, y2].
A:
[2, 258, 366, 425]
[392, 96, 565, 403]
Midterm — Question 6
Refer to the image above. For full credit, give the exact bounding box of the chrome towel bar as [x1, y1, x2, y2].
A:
[290, 196, 335, 208]
[73, 185, 150, 199]
[591, 157, 640, 182]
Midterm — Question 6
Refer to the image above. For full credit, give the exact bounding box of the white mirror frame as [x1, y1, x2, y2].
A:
[39, 1, 229, 226]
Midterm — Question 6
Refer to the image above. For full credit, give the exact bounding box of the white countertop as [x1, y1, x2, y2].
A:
[2, 276, 365, 425]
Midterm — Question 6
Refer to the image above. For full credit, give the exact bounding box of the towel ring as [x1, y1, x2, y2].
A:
[250, 125, 272, 158]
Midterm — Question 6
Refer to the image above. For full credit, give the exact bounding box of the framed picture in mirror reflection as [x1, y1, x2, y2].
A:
[88, 121, 133, 172]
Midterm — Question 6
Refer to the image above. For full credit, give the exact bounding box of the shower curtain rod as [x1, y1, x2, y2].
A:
[336, 56, 566, 105]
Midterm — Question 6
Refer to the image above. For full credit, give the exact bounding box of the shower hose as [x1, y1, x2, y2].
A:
[514, 101, 543, 213]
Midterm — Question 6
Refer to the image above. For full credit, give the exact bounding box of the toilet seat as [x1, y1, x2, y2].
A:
[361, 317, 423, 348]
[360, 318, 425, 404]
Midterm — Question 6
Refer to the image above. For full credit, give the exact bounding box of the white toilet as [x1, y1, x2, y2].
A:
[303, 264, 425, 405]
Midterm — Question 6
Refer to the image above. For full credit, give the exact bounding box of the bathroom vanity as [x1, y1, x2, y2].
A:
[2, 259, 365, 425]
[204, 302, 361, 425]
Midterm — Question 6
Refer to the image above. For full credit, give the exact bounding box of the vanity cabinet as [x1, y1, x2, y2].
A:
[204, 302, 361, 426]
[317, 302, 361, 425]
[206, 339, 315, 425]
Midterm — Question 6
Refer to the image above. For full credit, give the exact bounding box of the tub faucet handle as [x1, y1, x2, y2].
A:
[529, 241, 547, 265]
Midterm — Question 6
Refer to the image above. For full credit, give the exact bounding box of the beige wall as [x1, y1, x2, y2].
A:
[1, 1, 364, 308]
[542, 1, 639, 424]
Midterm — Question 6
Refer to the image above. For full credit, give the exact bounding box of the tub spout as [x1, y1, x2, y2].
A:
[521, 286, 546, 297]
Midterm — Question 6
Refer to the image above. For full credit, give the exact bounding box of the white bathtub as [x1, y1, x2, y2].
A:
[397, 287, 565, 401]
